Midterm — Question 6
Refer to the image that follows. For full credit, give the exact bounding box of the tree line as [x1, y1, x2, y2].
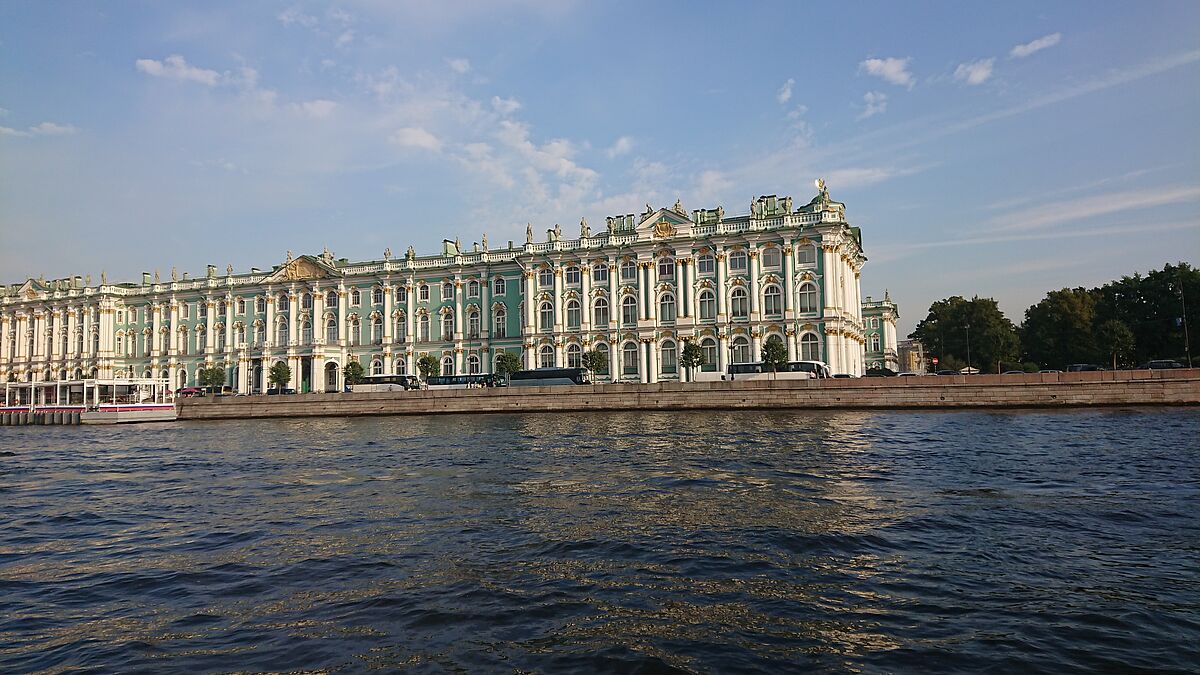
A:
[909, 262, 1197, 371]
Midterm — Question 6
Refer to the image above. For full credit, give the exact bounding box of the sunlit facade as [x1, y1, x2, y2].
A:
[1, 184, 893, 392]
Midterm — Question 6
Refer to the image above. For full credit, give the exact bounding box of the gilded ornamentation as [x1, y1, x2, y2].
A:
[653, 220, 676, 238]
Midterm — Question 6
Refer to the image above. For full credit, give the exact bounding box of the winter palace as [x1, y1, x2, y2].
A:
[1, 182, 900, 393]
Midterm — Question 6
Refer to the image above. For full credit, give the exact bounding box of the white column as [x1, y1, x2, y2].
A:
[607, 261, 618, 330]
[205, 299, 216, 355]
[717, 334, 728, 374]
[783, 244, 795, 315]
[523, 271, 535, 334]
[313, 286, 326, 344]
[640, 340, 649, 384]
[337, 286, 348, 345]
[648, 339, 659, 384]
[33, 313, 45, 360]
[822, 244, 837, 310]
[382, 282, 392, 343]
[552, 263, 563, 330]
[167, 303, 178, 354]
[749, 248, 760, 319]
[480, 273, 491, 339]
[674, 259, 685, 317]
[580, 265, 591, 331]
[287, 290, 299, 349]
[716, 250, 728, 318]
[787, 331, 797, 361]
[264, 292, 275, 348]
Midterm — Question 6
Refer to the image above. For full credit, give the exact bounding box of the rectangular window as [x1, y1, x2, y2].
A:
[593, 265, 608, 284]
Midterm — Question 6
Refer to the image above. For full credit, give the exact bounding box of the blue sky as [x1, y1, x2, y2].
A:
[2, 1, 1197, 335]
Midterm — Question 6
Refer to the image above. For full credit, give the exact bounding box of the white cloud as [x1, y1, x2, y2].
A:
[605, 136, 634, 158]
[0, 126, 26, 137]
[335, 29, 355, 47]
[776, 78, 794, 104]
[447, 58, 471, 74]
[292, 99, 337, 119]
[954, 58, 995, 85]
[858, 57, 915, 88]
[277, 6, 318, 28]
[135, 54, 221, 86]
[858, 91, 887, 120]
[491, 95, 521, 115]
[30, 122, 78, 135]
[390, 126, 442, 152]
[1011, 33, 1062, 59]
[988, 185, 1200, 232]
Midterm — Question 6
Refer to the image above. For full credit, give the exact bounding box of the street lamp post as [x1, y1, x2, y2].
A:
[965, 322, 972, 374]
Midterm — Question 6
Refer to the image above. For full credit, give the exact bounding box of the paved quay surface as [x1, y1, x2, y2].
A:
[179, 369, 1200, 420]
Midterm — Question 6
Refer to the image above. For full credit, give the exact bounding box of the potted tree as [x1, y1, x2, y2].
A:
[268, 361, 292, 394]
[342, 360, 365, 392]
[494, 351, 522, 386]
[580, 348, 608, 383]
[679, 341, 705, 383]
[761, 337, 788, 379]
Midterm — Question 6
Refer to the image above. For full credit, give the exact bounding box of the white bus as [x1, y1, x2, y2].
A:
[425, 374, 500, 389]
[693, 361, 821, 382]
[351, 374, 420, 392]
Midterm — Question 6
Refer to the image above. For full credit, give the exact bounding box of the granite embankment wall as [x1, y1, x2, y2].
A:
[179, 369, 1200, 420]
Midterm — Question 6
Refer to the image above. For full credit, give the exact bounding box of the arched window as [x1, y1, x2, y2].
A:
[326, 317, 338, 343]
[799, 282, 819, 313]
[115, 334, 123, 355]
[395, 286, 407, 303]
[276, 321, 288, 346]
[419, 314, 430, 342]
[371, 359, 383, 376]
[467, 353, 481, 374]
[301, 294, 312, 310]
[731, 287, 749, 319]
[763, 285, 782, 317]
[418, 284, 429, 301]
[762, 247, 781, 268]
[236, 325, 245, 346]
[493, 308, 507, 338]
[442, 356, 454, 376]
[539, 344, 554, 368]
[372, 287, 384, 305]
[196, 328, 206, 354]
[697, 254, 715, 275]
[468, 310, 480, 338]
[871, 334, 881, 352]
[325, 291, 338, 308]
[699, 290, 716, 320]
[467, 280, 479, 297]
[236, 298, 246, 314]
[395, 313, 407, 342]
[441, 313, 454, 341]
[218, 300, 227, 316]
[256, 296, 266, 313]
[394, 359, 407, 375]
[659, 293, 676, 322]
[661, 340, 677, 374]
[728, 250, 747, 271]
[621, 296, 637, 326]
[75, 330, 84, 354]
[622, 342, 639, 375]
[592, 264, 609, 284]
[493, 277, 506, 296]
[539, 302, 554, 332]
[199, 302, 208, 318]
[442, 282, 453, 300]
[620, 260, 637, 281]
[349, 318, 361, 346]
[350, 289, 362, 305]
[701, 338, 718, 371]
[565, 266, 581, 285]
[593, 297, 609, 327]
[566, 343, 582, 368]
[566, 299, 581, 329]
[658, 257, 675, 279]
[798, 244, 817, 265]
[92, 330, 100, 354]
[732, 336, 750, 364]
[277, 294, 289, 311]
[595, 342, 610, 375]
[300, 320, 312, 345]
[800, 333, 820, 361]
[254, 322, 265, 345]
[372, 316, 383, 344]
[538, 268, 553, 287]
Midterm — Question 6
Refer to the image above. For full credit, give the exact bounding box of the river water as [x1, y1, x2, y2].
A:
[1, 408, 1197, 672]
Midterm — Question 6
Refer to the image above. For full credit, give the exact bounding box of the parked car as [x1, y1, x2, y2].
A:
[1139, 360, 1186, 369]
[266, 387, 296, 395]
[1066, 364, 1103, 372]
[1002, 370, 1026, 375]
[1039, 369, 1062, 374]
[935, 370, 959, 376]
[897, 371, 921, 377]
[865, 367, 897, 377]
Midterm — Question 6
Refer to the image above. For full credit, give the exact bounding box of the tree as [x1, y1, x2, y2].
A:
[198, 366, 225, 389]
[761, 336, 788, 374]
[909, 295, 1019, 373]
[417, 354, 440, 381]
[343, 360, 365, 386]
[1094, 263, 1198, 365]
[679, 341, 705, 381]
[269, 361, 291, 391]
[581, 348, 608, 380]
[494, 351, 522, 382]
[1021, 287, 1099, 368]
[1096, 319, 1135, 370]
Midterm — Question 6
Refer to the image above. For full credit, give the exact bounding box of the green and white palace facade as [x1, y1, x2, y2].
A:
[1, 184, 899, 392]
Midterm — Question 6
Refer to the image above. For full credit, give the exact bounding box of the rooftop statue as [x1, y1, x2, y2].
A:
[717, 205, 725, 220]
[406, 245, 415, 259]
[580, 217, 590, 238]
[673, 198, 685, 215]
[605, 216, 614, 232]
[86, 274, 92, 286]
[482, 233, 489, 251]
[154, 270, 160, 284]
[100, 271, 106, 285]
[286, 250, 294, 263]
[526, 223, 533, 244]
[227, 264, 234, 275]
[553, 223, 562, 240]
[384, 247, 392, 260]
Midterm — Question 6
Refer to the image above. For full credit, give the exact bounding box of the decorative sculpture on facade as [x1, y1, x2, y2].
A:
[481, 233, 488, 251]
[526, 223, 533, 244]
[580, 217, 590, 238]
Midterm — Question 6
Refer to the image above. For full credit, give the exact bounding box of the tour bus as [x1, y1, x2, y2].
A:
[694, 361, 823, 382]
[351, 374, 420, 392]
[424, 373, 500, 389]
[787, 360, 832, 379]
[506, 367, 591, 387]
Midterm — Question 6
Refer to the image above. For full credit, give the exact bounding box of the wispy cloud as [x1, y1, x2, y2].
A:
[1011, 33, 1062, 59]
[954, 58, 995, 85]
[490, 95, 521, 115]
[776, 78, 794, 104]
[292, 99, 337, 119]
[135, 54, 220, 86]
[857, 91, 887, 120]
[390, 126, 442, 152]
[859, 57, 915, 88]
[277, 6, 317, 28]
[988, 185, 1200, 232]
[0, 121, 79, 137]
[447, 58, 471, 74]
[605, 136, 634, 158]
